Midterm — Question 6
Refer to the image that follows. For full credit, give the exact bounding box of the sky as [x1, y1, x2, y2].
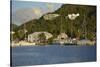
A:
[11, 0, 62, 25]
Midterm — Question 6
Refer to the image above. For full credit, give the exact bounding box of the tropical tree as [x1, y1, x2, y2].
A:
[38, 33, 46, 43]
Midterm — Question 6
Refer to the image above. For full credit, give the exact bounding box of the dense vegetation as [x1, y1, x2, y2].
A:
[11, 4, 96, 41]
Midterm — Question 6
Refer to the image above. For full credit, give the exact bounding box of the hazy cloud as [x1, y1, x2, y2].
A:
[33, 8, 42, 17]
[46, 3, 54, 11]
[12, 8, 37, 25]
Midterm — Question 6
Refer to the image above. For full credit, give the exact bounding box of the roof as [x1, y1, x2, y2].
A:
[43, 13, 60, 20]
[28, 32, 53, 39]
[57, 33, 68, 39]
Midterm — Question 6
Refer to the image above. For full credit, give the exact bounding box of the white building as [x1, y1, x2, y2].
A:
[57, 33, 68, 40]
[28, 32, 53, 42]
[54, 33, 69, 44]
[43, 13, 60, 20]
[77, 39, 95, 46]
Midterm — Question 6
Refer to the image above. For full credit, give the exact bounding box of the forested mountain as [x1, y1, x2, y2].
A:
[11, 4, 96, 40]
[10, 23, 18, 31]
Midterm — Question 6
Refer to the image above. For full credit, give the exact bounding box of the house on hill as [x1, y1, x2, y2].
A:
[43, 13, 60, 20]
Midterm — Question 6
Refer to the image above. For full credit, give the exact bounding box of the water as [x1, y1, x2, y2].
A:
[11, 45, 96, 66]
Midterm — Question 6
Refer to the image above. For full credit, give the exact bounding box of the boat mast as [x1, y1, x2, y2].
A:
[24, 23, 27, 41]
[60, 15, 62, 33]
[83, 13, 87, 39]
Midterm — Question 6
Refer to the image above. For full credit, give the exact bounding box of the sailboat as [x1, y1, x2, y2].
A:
[77, 13, 94, 46]
[64, 13, 80, 45]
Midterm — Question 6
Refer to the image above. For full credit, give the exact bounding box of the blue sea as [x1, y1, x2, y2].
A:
[11, 45, 96, 66]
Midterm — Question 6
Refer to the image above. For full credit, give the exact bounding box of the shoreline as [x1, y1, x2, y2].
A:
[10, 44, 96, 48]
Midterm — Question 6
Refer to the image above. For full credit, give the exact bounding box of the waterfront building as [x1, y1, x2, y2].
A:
[28, 32, 53, 43]
[77, 39, 95, 45]
[54, 33, 68, 44]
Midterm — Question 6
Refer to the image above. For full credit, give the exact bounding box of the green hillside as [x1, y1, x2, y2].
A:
[11, 4, 96, 41]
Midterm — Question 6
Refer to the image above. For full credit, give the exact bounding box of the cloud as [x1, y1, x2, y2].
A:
[46, 3, 54, 10]
[12, 8, 43, 25]
[12, 8, 36, 25]
[33, 8, 42, 16]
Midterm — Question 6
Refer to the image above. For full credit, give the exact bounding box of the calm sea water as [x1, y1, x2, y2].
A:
[11, 45, 96, 66]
